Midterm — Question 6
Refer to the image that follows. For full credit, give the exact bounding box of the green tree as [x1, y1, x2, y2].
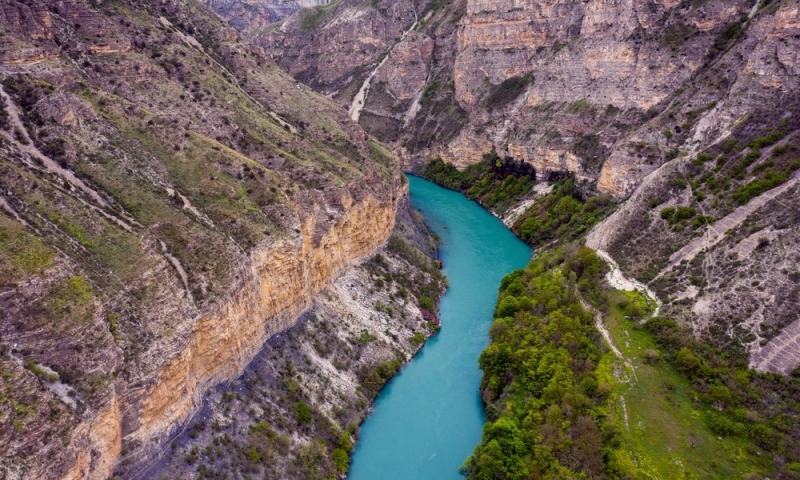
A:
[331, 448, 349, 473]
[295, 401, 312, 425]
[675, 347, 701, 377]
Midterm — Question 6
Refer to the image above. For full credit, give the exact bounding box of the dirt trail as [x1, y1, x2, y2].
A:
[159, 240, 195, 306]
[0, 84, 111, 209]
[581, 297, 624, 360]
[349, 7, 419, 122]
[0, 84, 142, 234]
[620, 396, 630, 430]
[0, 196, 30, 227]
[595, 250, 662, 316]
[580, 296, 637, 382]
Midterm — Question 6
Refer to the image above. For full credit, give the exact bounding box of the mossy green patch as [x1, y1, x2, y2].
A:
[46, 276, 95, 325]
[0, 213, 53, 283]
[603, 289, 768, 478]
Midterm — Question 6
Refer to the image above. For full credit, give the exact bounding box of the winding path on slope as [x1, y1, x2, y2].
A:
[348, 5, 420, 122]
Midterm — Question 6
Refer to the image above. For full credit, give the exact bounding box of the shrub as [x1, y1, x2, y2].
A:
[696, 152, 713, 164]
[707, 20, 744, 60]
[421, 80, 440, 104]
[410, 332, 426, 346]
[733, 169, 789, 204]
[722, 138, 739, 153]
[294, 401, 312, 425]
[675, 347, 702, 377]
[708, 413, 745, 436]
[331, 448, 349, 473]
[419, 296, 434, 311]
[660, 206, 696, 226]
[674, 206, 696, 221]
[692, 215, 713, 229]
[750, 128, 786, 149]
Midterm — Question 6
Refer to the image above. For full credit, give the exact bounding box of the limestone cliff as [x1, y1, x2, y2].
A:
[0, 0, 403, 477]
[237, 0, 800, 375]
[204, 0, 335, 32]
[132, 184, 400, 457]
[237, 0, 795, 194]
[150, 204, 446, 479]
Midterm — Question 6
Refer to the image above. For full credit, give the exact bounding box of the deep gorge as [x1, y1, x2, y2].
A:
[2, 0, 800, 477]
[348, 176, 531, 479]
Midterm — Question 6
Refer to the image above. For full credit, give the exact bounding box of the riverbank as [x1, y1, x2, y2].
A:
[348, 176, 531, 479]
[150, 200, 446, 479]
[462, 246, 771, 479]
[418, 157, 616, 251]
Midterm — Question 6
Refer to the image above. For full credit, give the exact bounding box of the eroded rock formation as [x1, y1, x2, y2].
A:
[227, 0, 800, 375]
[0, 0, 405, 477]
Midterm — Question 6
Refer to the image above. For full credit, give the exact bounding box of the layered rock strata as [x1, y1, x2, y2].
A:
[238, 0, 800, 374]
[0, 0, 404, 477]
[149, 204, 445, 479]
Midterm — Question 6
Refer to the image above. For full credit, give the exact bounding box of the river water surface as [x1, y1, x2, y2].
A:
[348, 176, 532, 479]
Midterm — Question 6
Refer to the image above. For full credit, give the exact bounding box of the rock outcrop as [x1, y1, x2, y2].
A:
[132, 185, 400, 464]
[235, 0, 798, 196]
[205, 0, 333, 32]
[241, 0, 800, 375]
[150, 203, 446, 479]
[0, 0, 404, 477]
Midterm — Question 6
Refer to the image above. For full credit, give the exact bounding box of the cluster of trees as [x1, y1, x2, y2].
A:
[421, 154, 536, 214]
[464, 247, 616, 479]
[421, 157, 615, 249]
[514, 179, 613, 248]
[466, 243, 800, 478]
[645, 318, 800, 476]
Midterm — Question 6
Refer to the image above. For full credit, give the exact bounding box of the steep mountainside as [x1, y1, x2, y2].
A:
[225, 0, 800, 374]
[0, 0, 403, 477]
[204, 0, 331, 33]
[248, 0, 467, 161]
[151, 209, 446, 479]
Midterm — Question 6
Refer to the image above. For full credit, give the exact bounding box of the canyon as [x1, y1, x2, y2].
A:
[0, 0, 412, 477]
[1, 0, 800, 477]
[235, 0, 800, 375]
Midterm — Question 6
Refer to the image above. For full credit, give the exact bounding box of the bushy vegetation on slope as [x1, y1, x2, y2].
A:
[513, 178, 614, 248]
[421, 157, 615, 249]
[421, 153, 535, 214]
[463, 246, 612, 479]
[645, 317, 800, 477]
[466, 246, 775, 479]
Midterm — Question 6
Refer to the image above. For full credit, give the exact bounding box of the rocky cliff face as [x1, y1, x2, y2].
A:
[150, 205, 446, 479]
[204, 0, 332, 33]
[127, 186, 400, 467]
[237, 0, 793, 192]
[0, 0, 402, 477]
[256, 0, 422, 101]
[233, 0, 800, 374]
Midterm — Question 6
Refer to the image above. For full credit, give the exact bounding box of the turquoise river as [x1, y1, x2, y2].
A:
[348, 176, 532, 479]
